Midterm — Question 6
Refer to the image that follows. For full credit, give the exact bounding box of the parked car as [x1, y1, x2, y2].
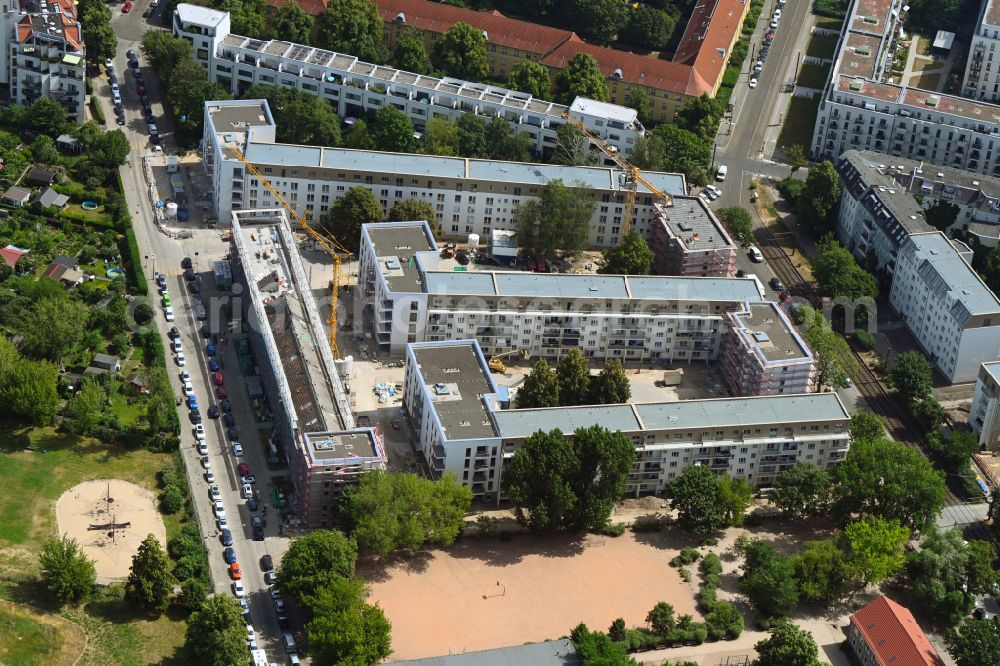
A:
[221, 399, 232, 413]
[205, 469, 214, 483]
[261, 554, 274, 571]
[206, 343, 216, 357]
[264, 570, 278, 584]
[233, 443, 244, 457]
[217, 386, 228, 399]
[122, 1, 132, 12]
[227, 427, 239, 440]
[193, 423, 205, 437]
[213, 371, 224, 386]
[242, 482, 253, 498]
[189, 410, 202, 424]
[704, 185, 721, 199]
[174, 350, 184, 365]
[232, 581, 245, 597]
[223, 546, 236, 564]
[200, 456, 211, 470]
[186, 395, 198, 410]
[229, 562, 242, 579]
[238, 462, 250, 477]
[220, 529, 233, 546]
[749, 76, 758, 88]
[769, 277, 784, 291]
[209, 485, 221, 500]
[208, 405, 220, 419]
[748, 246, 764, 262]
[223, 414, 235, 428]
[208, 359, 220, 372]
[164, 307, 174, 322]
[716, 165, 728, 181]
[247, 497, 258, 511]
[196, 441, 208, 455]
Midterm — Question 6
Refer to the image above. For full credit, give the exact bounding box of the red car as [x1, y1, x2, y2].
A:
[216, 385, 228, 399]
[213, 371, 224, 386]
[122, 1, 133, 12]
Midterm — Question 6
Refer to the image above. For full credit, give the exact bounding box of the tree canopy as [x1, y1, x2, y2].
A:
[316, 0, 387, 63]
[795, 161, 841, 236]
[794, 304, 857, 389]
[392, 29, 432, 74]
[812, 236, 877, 300]
[770, 463, 831, 518]
[302, 577, 392, 665]
[514, 180, 593, 259]
[886, 351, 933, 403]
[553, 53, 610, 104]
[844, 516, 909, 585]
[849, 411, 885, 442]
[667, 465, 728, 535]
[270, 0, 314, 44]
[320, 187, 384, 249]
[125, 534, 175, 614]
[716, 207, 754, 247]
[372, 105, 417, 153]
[508, 61, 552, 99]
[552, 124, 597, 166]
[791, 539, 847, 602]
[568, 0, 628, 44]
[925, 200, 960, 232]
[620, 6, 675, 50]
[39, 536, 96, 603]
[432, 22, 488, 80]
[242, 85, 341, 147]
[946, 618, 1000, 666]
[739, 539, 799, 618]
[557, 348, 592, 406]
[517, 359, 561, 408]
[278, 529, 357, 599]
[906, 527, 981, 625]
[388, 198, 441, 236]
[502, 426, 636, 532]
[599, 232, 653, 275]
[182, 594, 247, 666]
[648, 125, 712, 187]
[752, 622, 823, 666]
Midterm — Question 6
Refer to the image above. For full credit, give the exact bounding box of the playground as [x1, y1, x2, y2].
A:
[55, 479, 165, 584]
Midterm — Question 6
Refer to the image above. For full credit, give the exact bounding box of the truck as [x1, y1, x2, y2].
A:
[166, 155, 179, 173]
[251, 648, 268, 666]
[169, 173, 185, 197]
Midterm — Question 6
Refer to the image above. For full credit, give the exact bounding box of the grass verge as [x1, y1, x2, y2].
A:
[0, 599, 87, 666]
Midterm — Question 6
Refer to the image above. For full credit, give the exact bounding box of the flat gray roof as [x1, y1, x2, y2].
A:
[209, 102, 271, 131]
[903, 231, 1000, 317]
[394, 639, 579, 666]
[493, 393, 848, 438]
[733, 303, 811, 362]
[412, 344, 497, 439]
[659, 197, 734, 251]
[366, 223, 436, 292]
[626, 276, 761, 301]
[304, 430, 379, 464]
[982, 360, 1000, 384]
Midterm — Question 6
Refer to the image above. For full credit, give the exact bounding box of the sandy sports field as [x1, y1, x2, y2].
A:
[366, 530, 697, 662]
[56, 479, 166, 584]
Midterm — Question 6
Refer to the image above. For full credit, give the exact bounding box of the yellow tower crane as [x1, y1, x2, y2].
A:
[228, 145, 352, 357]
[565, 117, 672, 241]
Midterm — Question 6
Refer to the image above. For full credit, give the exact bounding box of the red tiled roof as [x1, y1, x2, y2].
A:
[265, 0, 328, 17]
[43, 262, 68, 280]
[541, 41, 713, 96]
[850, 596, 942, 666]
[375, 0, 579, 56]
[673, 0, 747, 94]
[0, 247, 26, 268]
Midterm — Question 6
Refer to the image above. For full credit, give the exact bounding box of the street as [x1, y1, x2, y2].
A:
[105, 4, 291, 662]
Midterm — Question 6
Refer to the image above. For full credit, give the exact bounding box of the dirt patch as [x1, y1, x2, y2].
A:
[365, 530, 698, 661]
[55, 480, 166, 585]
[0, 599, 87, 666]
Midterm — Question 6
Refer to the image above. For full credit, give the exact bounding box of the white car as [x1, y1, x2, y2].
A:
[748, 246, 764, 262]
[774, 8, 781, 19]
[180, 370, 190, 383]
[194, 424, 205, 438]
[246, 626, 256, 642]
[205, 470, 215, 483]
[248, 638, 258, 651]
[213, 500, 225, 516]
[232, 581, 245, 598]
[164, 307, 174, 321]
[242, 483, 253, 499]
[183, 381, 194, 395]
[217, 514, 228, 528]
[716, 165, 728, 182]
[171, 339, 183, 354]
[197, 441, 208, 455]
[175, 351, 185, 366]
[209, 485, 221, 500]
[705, 185, 722, 199]
[104, 58, 114, 70]
[749, 77, 758, 88]
[770, 17, 778, 28]
[232, 443, 244, 457]
[201, 456, 212, 470]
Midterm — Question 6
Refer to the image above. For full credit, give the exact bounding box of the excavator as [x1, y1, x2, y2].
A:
[488, 349, 531, 373]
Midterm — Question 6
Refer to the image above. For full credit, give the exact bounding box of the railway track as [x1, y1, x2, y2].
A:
[755, 228, 994, 535]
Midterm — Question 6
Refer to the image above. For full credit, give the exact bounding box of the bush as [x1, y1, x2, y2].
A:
[670, 547, 701, 567]
[601, 522, 627, 537]
[53, 181, 87, 201]
[853, 329, 876, 351]
[778, 178, 807, 203]
[160, 485, 185, 514]
[700, 537, 718, 547]
[705, 600, 744, 640]
[58, 207, 116, 228]
[89, 98, 105, 125]
[700, 553, 722, 575]
[134, 302, 154, 326]
[474, 514, 500, 539]
[632, 518, 661, 532]
[121, 227, 147, 295]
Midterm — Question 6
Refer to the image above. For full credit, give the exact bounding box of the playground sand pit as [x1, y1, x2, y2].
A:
[366, 530, 697, 661]
[55, 479, 166, 584]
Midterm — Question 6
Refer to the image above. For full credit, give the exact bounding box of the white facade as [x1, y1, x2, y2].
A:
[174, 4, 644, 158]
[202, 99, 685, 243]
[812, 0, 1000, 178]
[962, 0, 1000, 103]
[360, 221, 765, 361]
[889, 232, 1000, 383]
[404, 340, 851, 499]
[970, 361, 1000, 450]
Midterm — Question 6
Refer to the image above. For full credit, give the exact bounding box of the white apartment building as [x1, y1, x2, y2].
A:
[174, 4, 645, 158]
[360, 220, 764, 361]
[970, 361, 1000, 451]
[720, 302, 818, 396]
[403, 339, 851, 499]
[889, 231, 1000, 383]
[812, 0, 1000, 178]
[962, 0, 1000, 103]
[1, 0, 85, 122]
[202, 99, 685, 245]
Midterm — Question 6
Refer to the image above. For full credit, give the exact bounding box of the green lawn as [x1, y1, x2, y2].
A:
[777, 96, 822, 152]
[806, 34, 840, 60]
[0, 601, 86, 666]
[813, 16, 844, 31]
[797, 63, 832, 89]
[110, 394, 146, 427]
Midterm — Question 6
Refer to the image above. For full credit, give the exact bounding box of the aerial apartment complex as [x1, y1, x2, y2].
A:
[201, 98, 686, 244]
[229, 208, 386, 526]
[403, 339, 848, 499]
[720, 303, 818, 396]
[970, 360, 1000, 450]
[648, 200, 738, 278]
[358, 220, 766, 364]
[0, 0, 85, 121]
[173, 4, 646, 160]
[812, 0, 1000, 178]
[962, 0, 1000, 103]
[376, 0, 751, 124]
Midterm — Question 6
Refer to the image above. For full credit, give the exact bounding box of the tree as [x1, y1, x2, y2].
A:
[93, 130, 131, 167]
[31, 135, 59, 165]
[621, 6, 674, 50]
[599, 232, 653, 275]
[716, 207, 754, 247]
[553, 53, 610, 104]
[456, 114, 489, 158]
[242, 85, 341, 147]
[608, 618, 627, 642]
[651, 124, 712, 187]
[924, 200, 960, 232]
[752, 622, 822, 666]
[134, 302, 155, 326]
[177, 578, 209, 613]
[849, 411, 885, 442]
[219, 0, 267, 38]
[388, 198, 440, 236]
[590, 359, 631, 404]
[770, 463, 831, 518]
[718, 476, 753, 527]
[571, 624, 639, 665]
[786, 144, 808, 170]
[646, 601, 675, 635]
[65, 377, 107, 434]
[569, 0, 628, 44]
[372, 105, 416, 153]
[557, 348, 592, 406]
[910, 397, 946, 431]
[965, 539, 998, 595]
[668, 465, 727, 535]
[27, 97, 70, 138]
[676, 95, 725, 140]
[946, 619, 1000, 666]
[796, 160, 841, 236]
[502, 426, 635, 532]
[906, 526, 976, 624]
[320, 187, 384, 249]
[515, 180, 593, 259]
[81, 8, 118, 65]
[421, 116, 460, 156]
[141, 31, 193, 87]
[1, 356, 60, 426]
[508, 61, 552, 99]
[125, 534, 175, 614]
[905, 0, 963, 34]
[345, 119, 375, 150]
[552, 124, 596, 166]
[844, 516, 909, 585]
[812, 237, 878, 300]
[886, 350, 933, 403]
[316, 0, 387, 63]
[303, 577, 392, 665]
[270, 0, 314, 44]
[339, 472, 472, 556]
[832, 438, 945, 530]
[278, 529, 357, 599]
[517, 359, 561, 408]
[791, 539, 847, 602]
[485, 117, 531, 161]
[432, 22, 488, 80]
[739, 539, 799, 618]
[799, 309, 857, 389]
[625, 87, 651, 125]
[182, 594, 247, 666]
[392, 29, 432, 74]
[39, 536, 96, 603]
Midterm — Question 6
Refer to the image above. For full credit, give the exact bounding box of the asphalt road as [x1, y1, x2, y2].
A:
[106, 4, 293, 662]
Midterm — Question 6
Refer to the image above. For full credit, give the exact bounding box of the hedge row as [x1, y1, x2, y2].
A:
[122, 225, 147, 295]
[89, 98, 105, 125]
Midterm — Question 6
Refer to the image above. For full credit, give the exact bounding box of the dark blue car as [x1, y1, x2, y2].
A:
[206, 343, 216, 357]
[209, 359, 220, 372]
[220, 528, 233, 546]
[224, 546, 236, 564]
